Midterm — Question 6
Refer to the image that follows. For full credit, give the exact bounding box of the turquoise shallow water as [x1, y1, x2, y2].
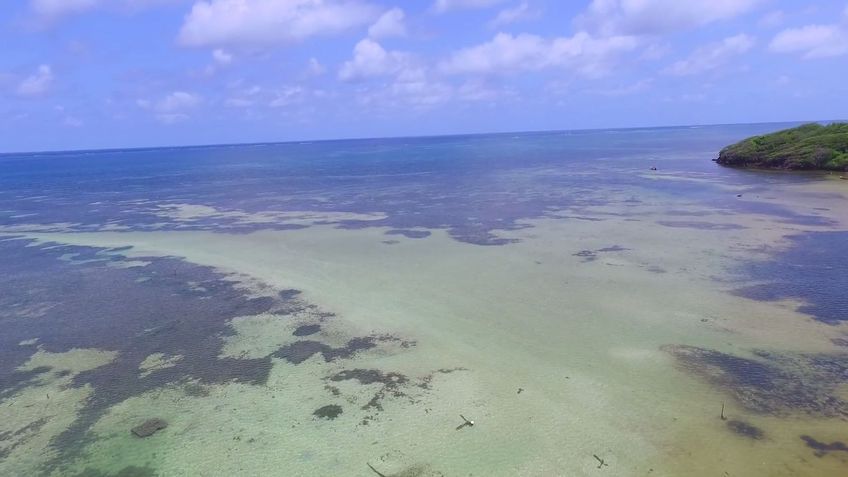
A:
[1, 124, 847, 476]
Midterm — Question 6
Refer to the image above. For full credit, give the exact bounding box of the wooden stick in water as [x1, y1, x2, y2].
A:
[367, 463, 387, 477]
[593, 454, 608, 469]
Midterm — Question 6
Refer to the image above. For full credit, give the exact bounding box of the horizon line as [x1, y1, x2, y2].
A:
[3, 118, 844, 157]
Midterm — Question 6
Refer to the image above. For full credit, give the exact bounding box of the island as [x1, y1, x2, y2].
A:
[716, 123, 848, 171]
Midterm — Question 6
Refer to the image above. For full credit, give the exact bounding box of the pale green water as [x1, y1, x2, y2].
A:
[1, 126, 847, 476]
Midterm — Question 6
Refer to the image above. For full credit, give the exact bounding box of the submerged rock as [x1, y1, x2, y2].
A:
[292, 324, 320, 337]
[330, 368, 410, 411]
[73, 465, 158, 477]
[801, 435, 848, 457]
[131, 418, 167, 438]
[313, 405, 343, 420]
[726, 420, 765, 440]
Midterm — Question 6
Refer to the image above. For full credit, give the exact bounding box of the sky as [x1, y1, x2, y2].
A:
[1, 0, 847, 152]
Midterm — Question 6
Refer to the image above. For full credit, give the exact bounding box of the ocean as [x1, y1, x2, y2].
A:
[1, 123, 846, 476]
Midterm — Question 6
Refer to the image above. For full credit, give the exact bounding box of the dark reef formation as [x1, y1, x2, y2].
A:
[729, 231, 848, 324]
[663, 345, 848, 418]
[0, 237, 429, 474]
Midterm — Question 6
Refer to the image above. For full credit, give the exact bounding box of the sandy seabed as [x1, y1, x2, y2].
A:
[2, 177, 848, 477]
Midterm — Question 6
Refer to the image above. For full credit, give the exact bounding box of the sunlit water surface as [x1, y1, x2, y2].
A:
[1, 124, 847, 476]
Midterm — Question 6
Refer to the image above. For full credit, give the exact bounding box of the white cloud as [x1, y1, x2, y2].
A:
[212, 48, 233, 65]
[433, 0, 506, 14]
[439, 32, 640, 77]
[489, 2, 539, 28]
[664, 34, 754, 76]
[269, 86, 306, 107]
[455, 79, 514, 101]
[579, 0, 763, 35]
[16, 64, 53, 97]
[306, 57, 326, 76]
[178, 0, 380, 47]
[368, 8, 406, 39]
[383, 78, 453, 107]
[769, 24, 848, 58]
[339, 38, 416, 81]
[224, 84, 262, 107]
[138, 91, 202, 123]
[156, 91, 201, 111]
[338, 38, 511, 109]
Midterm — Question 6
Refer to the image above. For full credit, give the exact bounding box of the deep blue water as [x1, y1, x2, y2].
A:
[0, 122, 832, 244]
[1, 123, 845, 324]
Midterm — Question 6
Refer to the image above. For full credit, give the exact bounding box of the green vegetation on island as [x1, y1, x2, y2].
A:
[716, 123, 848, 171]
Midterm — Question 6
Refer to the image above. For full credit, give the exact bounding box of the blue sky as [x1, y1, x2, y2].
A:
[1, 0, 847, 152]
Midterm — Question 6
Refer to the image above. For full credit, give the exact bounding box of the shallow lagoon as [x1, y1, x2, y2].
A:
[1, 124, 847, 476]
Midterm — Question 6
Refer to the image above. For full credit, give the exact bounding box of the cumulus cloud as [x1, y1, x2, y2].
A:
[368, 8, 406, 38]
[489, 2, 540, 28]
[306, 57, 326, 76]
[17, 64, 54, 97]
[433, 0, 506, 14]
[178, 0, 380, 47]
[769, 24, 848, 58]
[439, 32, 640, 77]
[339, 38, 416, 81]
[212, 48, 234, 65]
[224, 84, 262, 108]
[579, 0, 763, 35]
[138, 91, 202, 123]
[269, 86, 307, 108]
[664, 34, 755, 76]
[338, 37, 510, 109]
